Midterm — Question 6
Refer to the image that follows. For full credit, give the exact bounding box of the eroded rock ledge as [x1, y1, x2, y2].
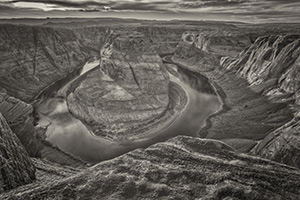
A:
[1, 136, 300, 199]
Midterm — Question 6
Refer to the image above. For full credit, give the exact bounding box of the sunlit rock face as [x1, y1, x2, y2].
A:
[220, 34, 300, 167]
[0, 112, 35, 193]
[0, 24, 89, 102]
[67, 30, 170, 139]
[221, 34, 300, 93]
[4, 136, 300, 199]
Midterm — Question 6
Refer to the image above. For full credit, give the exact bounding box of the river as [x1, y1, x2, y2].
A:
[35, 57, 221, 163]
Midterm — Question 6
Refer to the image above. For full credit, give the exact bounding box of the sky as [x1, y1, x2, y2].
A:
[0, 0, 300, 23]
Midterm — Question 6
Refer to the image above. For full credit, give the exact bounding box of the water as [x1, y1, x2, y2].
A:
[35, 59, 221, 163]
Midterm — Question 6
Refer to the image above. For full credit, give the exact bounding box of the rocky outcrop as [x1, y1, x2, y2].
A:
[67, 30, 171, 140]
[0, 92, 86, 167]
[182, 31, 252, 57]
[0, 24, 89, 102]
[2, 136, 300, 199]
[221, 34, 300, 94]
[172, 31, 293, 153]
[219, 34, 300, 167]
[251, 119, 300, 168]
[0, 92, 32, 125]
[0, 112, 35, 193]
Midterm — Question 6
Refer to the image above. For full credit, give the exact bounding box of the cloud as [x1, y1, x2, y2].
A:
[0, 0, 299, 23]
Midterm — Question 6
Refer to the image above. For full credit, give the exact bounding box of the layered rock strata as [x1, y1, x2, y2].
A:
[0, 112, 35, 193]
[67, 31, 174, 140]
[0, 92, 85, 166]
[0, 24, 89, 102]
[172, 31, 293, 153]
[2, 136, 300, 199]
[221, 34, 300, 167]
[74, 26, 185, 55]
[221, 34, 300, 94]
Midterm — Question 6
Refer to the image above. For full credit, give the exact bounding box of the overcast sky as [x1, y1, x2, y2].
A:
[0, 0, 300, 23]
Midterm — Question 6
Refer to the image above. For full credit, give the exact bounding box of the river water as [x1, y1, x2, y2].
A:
[35, 58, 221, 163]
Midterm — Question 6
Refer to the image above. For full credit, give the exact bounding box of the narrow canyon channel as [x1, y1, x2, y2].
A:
[34, 57, 222, 163]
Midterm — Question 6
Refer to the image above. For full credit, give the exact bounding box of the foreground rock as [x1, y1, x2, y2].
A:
[1, 136, 300, 199]
[0, 112, 35, 193]
[251, 119, 300, 168]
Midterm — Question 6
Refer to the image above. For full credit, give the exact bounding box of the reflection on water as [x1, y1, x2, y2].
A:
[36, 60, 221, 163]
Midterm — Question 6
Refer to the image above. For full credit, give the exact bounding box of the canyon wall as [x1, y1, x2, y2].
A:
[0, 112, 35, 193]
[0, 92, 85, 166]
[172, 30, 294, 160]
[0, 24, 89, 102]
[221, 34, 300, 94]
[74, 26, 185, 55]
[221, 34, 300, 168]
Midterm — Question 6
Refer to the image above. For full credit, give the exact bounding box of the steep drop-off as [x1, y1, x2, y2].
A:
[0, 112, 35, 193]
[0, 25, 89, 102]
[172, 31, 293, 153]
[0, 92, 86, 166]
[221, 34, 300, 168]
[2, 136, 300, 199]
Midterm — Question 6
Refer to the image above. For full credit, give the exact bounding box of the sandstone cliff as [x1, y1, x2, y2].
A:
[0, 92, 85, 166]
[172, 31, 293, 154]
[221, 34, 300, 94]
[0, 112, 35, 193]
[220, 34, 300, 168]
[0, 24, 89, 102]
[2, 136, 300, 199]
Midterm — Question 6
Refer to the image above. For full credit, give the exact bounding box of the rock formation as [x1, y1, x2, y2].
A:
[221, 34, 300, 167]
[172, 31, 293, 154]
[2, 136, 300, 199]
[221, 34, 300, 94]
[0, 24, 89, 102]
[0, 112, 35, 193]
[67, 29, 171, 140]
[74, 26, 185, 55]
[0, 92, 85, 166]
